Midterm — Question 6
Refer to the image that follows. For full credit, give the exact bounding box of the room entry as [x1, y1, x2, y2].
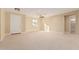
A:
[65, 15, 76, 33]
[69, 15, 76, 33]
[10, 14, 22, 33]
[44, 23, 50, 32]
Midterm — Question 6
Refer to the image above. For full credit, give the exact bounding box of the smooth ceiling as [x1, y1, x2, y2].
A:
[5, 8, 79, 17]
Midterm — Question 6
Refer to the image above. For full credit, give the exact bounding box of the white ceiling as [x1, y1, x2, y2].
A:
[5, 8, 79, 17]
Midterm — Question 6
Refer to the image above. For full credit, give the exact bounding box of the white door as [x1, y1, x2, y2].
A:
[10, 14, 22, 33]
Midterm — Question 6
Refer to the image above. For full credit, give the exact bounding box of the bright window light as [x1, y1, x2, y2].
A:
[32, 18, 38, 27]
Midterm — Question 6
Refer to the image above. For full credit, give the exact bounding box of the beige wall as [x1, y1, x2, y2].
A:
[0, 9, 5, 40]
[76, 11, 79, 33]
[47, 15, 64, 32]
[25, 16, 33, 32]
[64, 16, 70, 32]
[0, 9, 1, 39]
[5, 11, 10, 34]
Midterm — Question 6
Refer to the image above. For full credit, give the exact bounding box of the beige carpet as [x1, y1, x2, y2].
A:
[0, 32, 79, 50]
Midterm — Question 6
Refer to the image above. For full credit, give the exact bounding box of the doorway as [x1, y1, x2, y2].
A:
[65, 15, 76, 33]
[69, 15, 76, 33]
[10, 14, 22, 34]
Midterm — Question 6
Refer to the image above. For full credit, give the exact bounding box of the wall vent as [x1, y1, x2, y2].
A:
[14, 8, 20, 11]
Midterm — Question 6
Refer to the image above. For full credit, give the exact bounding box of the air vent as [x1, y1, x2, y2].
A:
[14, 8, 20, 11]
[39, 15, 44, 18]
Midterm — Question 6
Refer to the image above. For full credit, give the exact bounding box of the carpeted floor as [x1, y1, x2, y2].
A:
[0, 32, 79, 50]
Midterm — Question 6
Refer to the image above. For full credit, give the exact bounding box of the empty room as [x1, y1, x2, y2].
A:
[0, 8, 79, 50]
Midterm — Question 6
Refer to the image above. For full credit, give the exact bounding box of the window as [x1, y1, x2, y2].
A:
[32, 18, 38, 27]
